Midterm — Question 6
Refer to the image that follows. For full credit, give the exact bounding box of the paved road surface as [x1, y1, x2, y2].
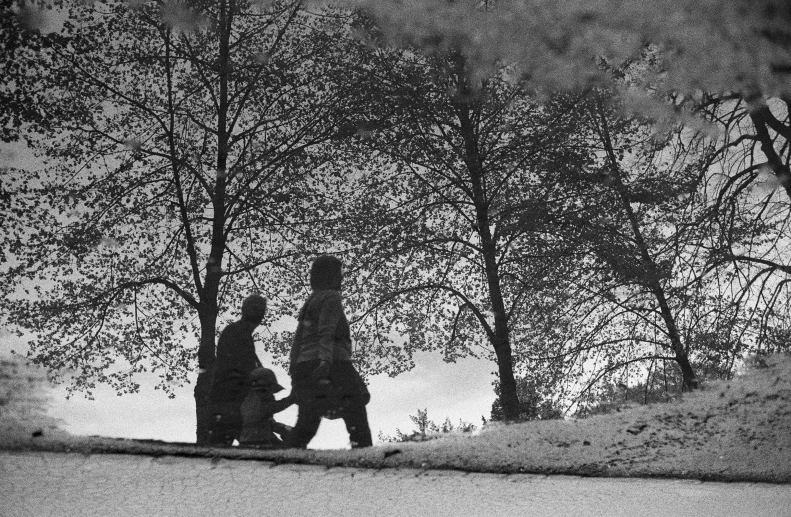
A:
[1, 451, 789, 516]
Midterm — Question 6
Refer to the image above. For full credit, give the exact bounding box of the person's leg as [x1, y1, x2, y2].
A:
[332, 362, 372, 448]
[208, 416, 234, 446]
[208, 401, 243, 446]
[286, 360, 325, 449]
[342, 403, 372, 448]
[287, 402, 323, 448]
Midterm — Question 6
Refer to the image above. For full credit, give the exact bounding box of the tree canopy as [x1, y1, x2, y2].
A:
[349, 0, 791, 199]
[2, 0, 374, 440]
[324, 46, 596, 419]
[2, 0, 790, 436]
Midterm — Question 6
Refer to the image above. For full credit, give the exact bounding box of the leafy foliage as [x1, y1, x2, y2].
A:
[349, 1, 791, 202]
[378, 408, 476, 443]
[326, 45, 594, 418]
[490, 374, 563, 422]
[1, 0, 371, 398]
[353, 0, 791, 95]
[3, 0, 791, 437]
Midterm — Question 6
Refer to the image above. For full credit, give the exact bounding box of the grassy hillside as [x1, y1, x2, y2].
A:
[1, 354, 789, 483]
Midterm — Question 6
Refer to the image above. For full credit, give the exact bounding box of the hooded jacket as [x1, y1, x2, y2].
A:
[290, 289, 352, 366]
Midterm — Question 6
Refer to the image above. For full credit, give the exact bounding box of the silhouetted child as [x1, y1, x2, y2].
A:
[239, 367, 295, 448]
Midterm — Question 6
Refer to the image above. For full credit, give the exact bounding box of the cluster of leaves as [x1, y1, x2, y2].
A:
[354, 0, 791, 96]
[331, 43, 790, 415]
[1, 0, 378, 396]
[490, 373, 563, 422]
[2, 0, 790, 427]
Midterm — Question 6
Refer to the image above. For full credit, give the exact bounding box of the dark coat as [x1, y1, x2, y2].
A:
[290, 289, 352, 367]
[239, 389, 294, 446]
[211, 320, 262, 403]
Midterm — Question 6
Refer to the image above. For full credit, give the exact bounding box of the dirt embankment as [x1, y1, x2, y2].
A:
[1, 354, 790, 483]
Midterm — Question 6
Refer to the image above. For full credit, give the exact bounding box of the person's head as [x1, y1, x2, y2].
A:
[241, 294, 267, 324]
[248, 367, 284, 393]
[309, 255, 343, 290]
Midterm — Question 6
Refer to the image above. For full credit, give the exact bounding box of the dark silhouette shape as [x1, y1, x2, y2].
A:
[239, 367, 295, 448]
[287, 256, 372, 449]
[207, 294, 267, 446]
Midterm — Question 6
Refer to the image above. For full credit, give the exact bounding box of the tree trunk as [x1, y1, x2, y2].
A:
[624, 179, 699, 391]
[480, 229, 520, 420]
[621, 187, 699, 390]
[746, 99, 791, 201]
[194, 0, 232, 444]
[652, 286, 698, 390]
[194, 306, 219, 444]
[492, 318, 520, 420]
[194, 254, 223, 444]
[673, 348, 699, 391]
[456, 91, 522, 421]
[595, 100, 699, 391]
[194, 372, 213, 444]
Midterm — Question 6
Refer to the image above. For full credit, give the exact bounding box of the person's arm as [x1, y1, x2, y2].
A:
[289, 321, 304, 375]
[316, 291, 344, 365]
[216, 326, 243, 376]
[218, 325, 259, 385]
[290, 296, 315, 375]
[215, 326, 231, 362]
[267, 392, 296, 414]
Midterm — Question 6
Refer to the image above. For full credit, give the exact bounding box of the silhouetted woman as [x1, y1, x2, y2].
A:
[287, 255, 372, 448]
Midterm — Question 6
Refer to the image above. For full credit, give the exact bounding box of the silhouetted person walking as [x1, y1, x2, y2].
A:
[208, 294, 267, 446]
[287, 255, 372, 449]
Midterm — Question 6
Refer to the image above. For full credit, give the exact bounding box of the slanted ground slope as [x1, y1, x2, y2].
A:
[1, 354, 790, 483]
